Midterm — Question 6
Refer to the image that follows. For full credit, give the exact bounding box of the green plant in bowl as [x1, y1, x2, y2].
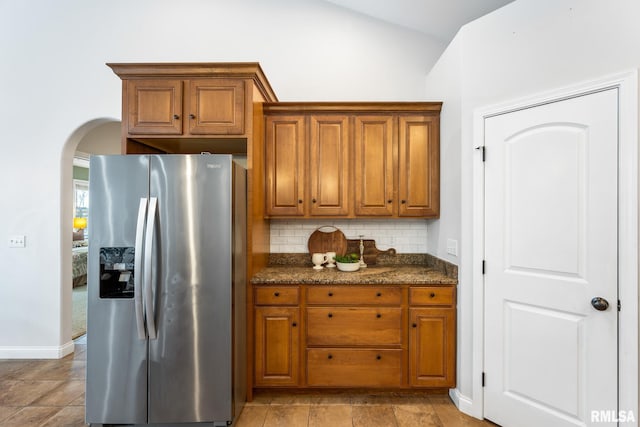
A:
[335, 253, 359, 263]
[335, 253, 360, 272]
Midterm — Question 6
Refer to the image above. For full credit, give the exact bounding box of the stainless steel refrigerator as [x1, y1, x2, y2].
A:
[86, 154, 247, 427]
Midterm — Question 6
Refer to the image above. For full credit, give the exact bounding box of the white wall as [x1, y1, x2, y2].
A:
[426, 0, 640, 413]
[0, 0, 443, 356]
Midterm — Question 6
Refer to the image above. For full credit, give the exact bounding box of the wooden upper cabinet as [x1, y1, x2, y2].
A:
[107, 63, 278, 153]
[354, 116, 395, 216]
[127, 80, 183, 135]
[126, 78, 244, 137]
[263, 103, 441, 219]
[188, 79, 244, 135]
[309, 116, 350, 216]
[265, 116, 306, 216]
[398, 115, 440, 217]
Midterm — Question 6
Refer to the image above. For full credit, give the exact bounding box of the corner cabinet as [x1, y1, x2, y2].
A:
[263, 103, 441, 219]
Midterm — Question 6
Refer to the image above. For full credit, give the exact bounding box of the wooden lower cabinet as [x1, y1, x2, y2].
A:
[253, 283, 456, 390]
[307, 348, 402, 387]
[254, 306, 300, 386]
[409, 308, 456, 387]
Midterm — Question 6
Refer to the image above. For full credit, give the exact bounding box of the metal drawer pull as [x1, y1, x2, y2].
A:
[376, 292, 382, 297]
[376, 313, 382, 318]
[292, 322, 297, 327]
[376, 355, 382, 360]
[328, 292, 333, 297]
[328, 313, 333, 318]
[412, 323, 417, 328]
[274, 292, 280, 297]
[328, 354, 333, 359]
[430, 292, 436, 298]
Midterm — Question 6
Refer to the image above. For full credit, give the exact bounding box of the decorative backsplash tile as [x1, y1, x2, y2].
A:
[269, 219, 428, 254]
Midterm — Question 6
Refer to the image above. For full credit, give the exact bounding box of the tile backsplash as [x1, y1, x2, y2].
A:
[269, 219, 428, 254]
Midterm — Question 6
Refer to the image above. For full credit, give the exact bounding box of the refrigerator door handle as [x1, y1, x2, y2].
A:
[134, 198, 148, 340]
[144, 196, 158, 340]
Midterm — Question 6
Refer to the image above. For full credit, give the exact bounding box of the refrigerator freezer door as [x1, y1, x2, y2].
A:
[86, 155, 149, 425]
[148, 155, 233, 424]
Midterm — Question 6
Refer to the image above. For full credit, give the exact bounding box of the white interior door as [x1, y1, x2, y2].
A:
[483, 89, 618, 427]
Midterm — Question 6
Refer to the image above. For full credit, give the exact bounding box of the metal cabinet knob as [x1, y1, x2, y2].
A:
[173, 114, 180, 120]
[274, 292, 280, 297]
[376, 313, 382, 318]
[189, 113, 196, 119]
[401, 200, 407, 204]
[328, 313, 333, 318]
[591, 297, 609, 311]
[292, 322, 297, 327]
[298, 199, 303, 204]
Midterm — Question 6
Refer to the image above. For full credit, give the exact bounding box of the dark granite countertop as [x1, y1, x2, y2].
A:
[251, 254, 457, 286]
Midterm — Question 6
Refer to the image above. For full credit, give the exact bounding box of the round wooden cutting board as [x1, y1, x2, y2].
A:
[307, 226, 348, 255]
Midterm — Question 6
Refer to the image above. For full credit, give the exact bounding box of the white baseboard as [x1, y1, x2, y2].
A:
[0, 340, 75, 359]
[449, 388, 483, 420]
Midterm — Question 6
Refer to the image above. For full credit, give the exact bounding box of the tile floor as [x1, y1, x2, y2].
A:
[0, 335, 497, 426]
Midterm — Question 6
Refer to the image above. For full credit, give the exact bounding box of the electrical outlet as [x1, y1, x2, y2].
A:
[446, 239, 458, 256]
[9, 235, 26, 248]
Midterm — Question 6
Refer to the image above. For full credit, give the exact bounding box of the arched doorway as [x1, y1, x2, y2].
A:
[61, 119, 120, 344]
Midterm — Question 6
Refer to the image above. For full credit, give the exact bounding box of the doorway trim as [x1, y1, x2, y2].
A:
[471, 70, 638, 420]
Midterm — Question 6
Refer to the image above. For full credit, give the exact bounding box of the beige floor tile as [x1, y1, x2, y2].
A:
[19, 360, 86, 381]
[393, 404, 443, 427]
[0, 406, 61, 427]
[352, 405, 398, 427]
[0, 407, 21, 423]
[0, 380, 63, 406]
[308, 404, 352, 427]
[234, 405, 268, 427]
[269, 393, 312, 405]
[308, 392, 353, 405]
[68, 392, 85, 407]
[263, 404, 310, 427]
[32, 380, 85, 406]
[39, 406, 87, 427]
[429, 395, 494, 426]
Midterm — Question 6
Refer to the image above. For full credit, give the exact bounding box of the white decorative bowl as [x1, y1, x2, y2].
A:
[336, 262, 360, 272]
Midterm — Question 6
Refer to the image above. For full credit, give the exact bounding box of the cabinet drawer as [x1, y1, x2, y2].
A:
[255, 287, 300, 305]
[306, 307, 401, 346]
[409, 286, 455, 306]
[307, 286, 401, 305]
[307, 348, 402, 387]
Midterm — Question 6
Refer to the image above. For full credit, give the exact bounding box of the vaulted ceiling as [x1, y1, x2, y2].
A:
[323, 0, 515, 43]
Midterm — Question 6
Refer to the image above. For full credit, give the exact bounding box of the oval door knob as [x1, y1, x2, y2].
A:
[591, 297, 609, 311]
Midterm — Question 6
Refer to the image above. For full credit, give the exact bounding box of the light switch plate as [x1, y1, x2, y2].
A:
[9, 235, 26, 248]
[446, 238, 458, 256]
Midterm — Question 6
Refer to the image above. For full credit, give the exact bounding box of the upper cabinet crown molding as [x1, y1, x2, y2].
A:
[263, 102, 441, 114]
[107, 62, 278, 103]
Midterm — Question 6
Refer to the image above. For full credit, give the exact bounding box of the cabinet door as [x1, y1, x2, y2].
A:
[398, 116, 439, 217]
[265, 116, 306, 216]
[255, 307, 300, 386]
[354, 116, 395, 216]
[127, 80, 183, 135]
[409, 308, 455, 387]
[309, 115, 350, 216]
[188, 79, 245, 135]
